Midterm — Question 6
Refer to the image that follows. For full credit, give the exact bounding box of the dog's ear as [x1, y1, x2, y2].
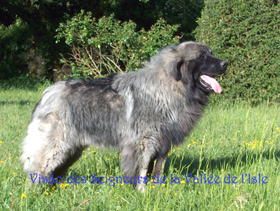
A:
[171, 60, 184, 81]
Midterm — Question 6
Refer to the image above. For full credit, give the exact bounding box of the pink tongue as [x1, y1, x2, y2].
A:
[201, 74, 222, 94]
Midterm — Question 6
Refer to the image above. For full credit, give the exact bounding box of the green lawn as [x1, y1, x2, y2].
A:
[0, 84, 280, 210]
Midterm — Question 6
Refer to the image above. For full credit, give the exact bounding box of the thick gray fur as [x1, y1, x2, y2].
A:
[21, 41, 227, 190]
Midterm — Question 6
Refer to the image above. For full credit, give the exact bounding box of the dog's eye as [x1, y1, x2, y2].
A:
[200, 53, 206, 59]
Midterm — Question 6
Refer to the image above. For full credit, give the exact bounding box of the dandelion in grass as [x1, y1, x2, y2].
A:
[0, 141, 3, 144]
[9, 157, 11, 160]
[162, 184, 166, 187]
[59, 183, 68, 188]
[180, 180, 185, 184]
[21, 194, 26, 198]
[0, 161, 4, 164]
[84, 156, 87, 158]
[151, 186, 155, 189]
[174, 193, 178, 196]
[92, 151, 96, 153]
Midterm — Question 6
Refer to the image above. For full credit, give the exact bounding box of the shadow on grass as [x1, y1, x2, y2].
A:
[0, 100, 36, 107]
[0, 76, 49, 91]
[164, 148, 279, 176]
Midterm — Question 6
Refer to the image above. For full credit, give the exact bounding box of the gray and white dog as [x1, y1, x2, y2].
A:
[21, 41, 227, 190]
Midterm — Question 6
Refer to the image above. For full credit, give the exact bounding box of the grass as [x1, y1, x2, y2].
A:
[0, 83, 280, 210]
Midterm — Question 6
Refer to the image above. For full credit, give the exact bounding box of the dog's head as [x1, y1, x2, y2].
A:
[170, 41, 227, 94]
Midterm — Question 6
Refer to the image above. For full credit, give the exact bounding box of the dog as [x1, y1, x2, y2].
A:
[21, 41, 227, 191]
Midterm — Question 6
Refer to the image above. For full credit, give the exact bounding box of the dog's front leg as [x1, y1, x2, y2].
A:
[136, 150, 152, 192]
[154, 156, 166, 177]
[136, 141, 156, 192]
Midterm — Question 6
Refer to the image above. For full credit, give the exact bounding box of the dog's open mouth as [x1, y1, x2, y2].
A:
[199, 74, 222, 94]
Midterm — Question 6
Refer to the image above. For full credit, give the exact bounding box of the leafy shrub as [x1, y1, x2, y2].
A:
[55, 11, 180, 78]
[0, 19, 32, 79]
[195, 0, 280, 104]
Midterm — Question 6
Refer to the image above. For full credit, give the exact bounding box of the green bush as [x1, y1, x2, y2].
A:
[55, 11, 180, 78]
[0, 19, 32, 79]
[195, 0, 280, 104]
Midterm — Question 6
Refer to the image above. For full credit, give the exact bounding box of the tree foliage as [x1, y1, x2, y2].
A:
[0, 0, 204, 80]
[55, 12, 179, 78]
[195, 0, 280, 103]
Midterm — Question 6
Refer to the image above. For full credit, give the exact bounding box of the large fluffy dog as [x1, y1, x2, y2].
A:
[21, 41, 227, 190]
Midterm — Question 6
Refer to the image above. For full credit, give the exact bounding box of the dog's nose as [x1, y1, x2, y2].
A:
[221, 61, 228, 68]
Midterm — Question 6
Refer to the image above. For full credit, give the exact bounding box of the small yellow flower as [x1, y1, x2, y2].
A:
[162, 184, 166, 187]
[198, 191, 201, 194]
[21, 194, 26, 198]
[84, 156, 87, 158]
[233, 138, 236, 141]
[115, 196, 119, 199]
[121, 183, 124, 186]
[151, 186, 155, 189]
[174, 193, 178, 196]
[107, 158, 110, 161]
[0, 141, 3, 144]
[180, 180, 185, 184]
[92, 151, 96, 153]
[1, 161, 4, 164]
[147, 199, 149, 201]
[59, 183, 68, 188]
[9, 157, 12, 160]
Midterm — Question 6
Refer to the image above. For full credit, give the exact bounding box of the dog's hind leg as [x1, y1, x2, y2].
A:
[50, 148, 85, 180]
[38, 141, 85, 180]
